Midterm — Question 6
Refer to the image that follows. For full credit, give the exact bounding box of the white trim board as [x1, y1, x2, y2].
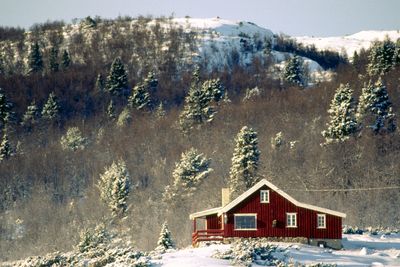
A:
[189, 206, 222, 220]
[217, 179, 346, 218]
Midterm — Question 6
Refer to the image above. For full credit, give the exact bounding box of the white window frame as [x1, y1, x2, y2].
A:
[286, 212, 297, 228]
[317, 214, 326, 229]
[234, 213, 257, 231]
[260, 190, 269, 203]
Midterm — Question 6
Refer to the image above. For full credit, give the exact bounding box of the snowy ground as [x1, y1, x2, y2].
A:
[151, 234, 400, 266]
[295, 30, 400, 58]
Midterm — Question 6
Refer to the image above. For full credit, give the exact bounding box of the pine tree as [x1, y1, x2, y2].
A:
[21, 101, 40, 129]
[367, 37, 396, 76]
[155, 102, 166, 118]
[322, 83, 358, 144]
[61, 50, 71, 69]
[155, 221, 175, 252]
[357, 79, 396, 134]
[49, 46, 59, 72]
[163, 148, 212, 203]
[282, 55, 304, 86]
[41, 92, 60, 122]
[0, 88, 12, 129]
[106, 57, 128, 96]
[28, 42, 43, 74]
[228, 126, 260, 196]
[0, 131, 12, 162]
[98, 160, 130, 217]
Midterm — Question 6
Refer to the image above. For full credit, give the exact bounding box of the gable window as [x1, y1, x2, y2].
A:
[286, 213, 297, 228]
[260, 190, 269, 203]
[234, 214, 257, 230]
[317, 214, 326, 229]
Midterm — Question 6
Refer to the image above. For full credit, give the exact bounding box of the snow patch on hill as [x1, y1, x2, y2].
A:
[295, 30, 400, 58]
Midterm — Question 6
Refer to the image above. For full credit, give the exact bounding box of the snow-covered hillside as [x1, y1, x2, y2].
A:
[295, 30, 400, 58]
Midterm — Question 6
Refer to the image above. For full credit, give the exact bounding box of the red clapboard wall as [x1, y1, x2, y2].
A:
[207, 185, 342, 239]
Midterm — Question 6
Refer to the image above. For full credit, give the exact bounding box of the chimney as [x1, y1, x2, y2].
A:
[221, 188, 230, 207]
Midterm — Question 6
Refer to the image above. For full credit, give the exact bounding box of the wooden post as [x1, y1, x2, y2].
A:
[193, 218, 197, 232]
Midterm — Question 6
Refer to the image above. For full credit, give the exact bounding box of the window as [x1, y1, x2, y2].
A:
[286, 213, 297, 228]
[234, 214, 257, 230]
[260, 190, 269, 203]
[317, 214, 326, 229]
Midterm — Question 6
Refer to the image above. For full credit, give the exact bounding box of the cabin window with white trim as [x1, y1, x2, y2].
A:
[317, 214, 326, 228]
[286, 213, 297, 227]
[260, 190, 269, 203]
[234, 214, 257, 230]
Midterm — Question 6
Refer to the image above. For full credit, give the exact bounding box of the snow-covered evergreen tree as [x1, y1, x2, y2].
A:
[0, 131, 12, 161]
[271, 132, 285, 150]
[116, 107, 132, 128]
[107, 100, 116, 119]
[21, 101, 40, 129]
[41, 92, 60, 122]
[106, 57, 128, 96]
[143, 71, 158, 94]
[163, 148, 212, 203]
[282, 55, 304, 86]
[357, 79, 396, 134]
[228, 126, 260, 196]
[367, 37, 396, 76]
[49, 46, 59, 73]
[155, 102, 166, 118]
[0, 88, 12, 129]
[60, 127, 87, 151]
[98, 160, 131, 217]
[322, 83, 358, 144]
[28, 42, 43, 74]
[179, 68, 224, 132]
[129, 84, 151, 110]
[155, 221, 175, 252]
[61, 50, 71, 69]
[202, 78, 224, 103]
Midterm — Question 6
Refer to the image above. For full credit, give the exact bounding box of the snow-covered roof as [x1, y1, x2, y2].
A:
[190, 179, 346, 219]
[189, 206, 222, 220]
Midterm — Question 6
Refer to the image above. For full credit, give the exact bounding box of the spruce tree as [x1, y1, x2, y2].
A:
[21, 101, 40, 129]
[0, 131, 12, 162]
[163, 148, 212, 203]
[282, 55, 304, 86]
[357, 79, 396, 134]
[322, 83, 358, 144]
[228, 126, 260, 196]
[98, 160, 131, 218]
[155, 102, 166, 118]
[60, 127, 87, 151]
[0, 88, 12, 129]
[202, 78, 224, 102]
[367, 37, 396, 76]
[41, 92, 60, 122]
[106, 57, 128, 96]
[155, 221, 175, 252]
[49, 46, 59, 72]
[144, 71, 158, 94]
[61, 50, 71, 69]
[28, 42, 43, 73]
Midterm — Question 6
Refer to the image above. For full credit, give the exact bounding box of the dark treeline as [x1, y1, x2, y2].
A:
[0, 16, 399, 261]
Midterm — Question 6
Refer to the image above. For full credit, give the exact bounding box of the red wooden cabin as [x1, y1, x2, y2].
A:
[190, 179, 346, 249]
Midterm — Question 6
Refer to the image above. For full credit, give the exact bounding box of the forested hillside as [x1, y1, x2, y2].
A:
[0, 16, 399, 261]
